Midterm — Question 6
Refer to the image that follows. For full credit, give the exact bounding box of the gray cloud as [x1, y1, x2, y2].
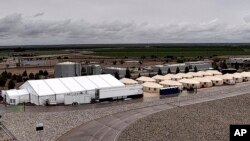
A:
[0, 13, 250, 45]
[33, 12, 44, 18]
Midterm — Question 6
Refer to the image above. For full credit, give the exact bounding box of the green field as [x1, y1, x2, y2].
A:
[0, 50, 67, 57]
[94, 47, 250, 57]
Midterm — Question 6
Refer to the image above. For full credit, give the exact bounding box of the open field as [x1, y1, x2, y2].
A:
[118, 94, 250, 141]
[94, 47, 250, 57]
[0, 50, 68, 57]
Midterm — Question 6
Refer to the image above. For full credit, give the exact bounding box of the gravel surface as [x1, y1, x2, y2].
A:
[1, 82, 250, 141]
[118, 94, 250, 141]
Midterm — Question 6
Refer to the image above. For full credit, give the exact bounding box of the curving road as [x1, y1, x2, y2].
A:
[57, 82, 250, 141]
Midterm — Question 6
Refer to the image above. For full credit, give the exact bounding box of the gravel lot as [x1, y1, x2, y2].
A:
[118, 94, 250, 141]
[1, 82, 250, 141]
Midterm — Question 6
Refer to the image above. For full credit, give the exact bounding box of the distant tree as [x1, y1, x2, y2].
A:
[8, 80, 15, 89]
[139, 61, 143, 65]
[185, 66, 189, 73]
[16, 74, 23, 82]
[12, 74, 17, 80]
[194, 66, 198, 72]
[35, 73, 40, 80]
[141, 56, 146, 59]
[0, 76, 7, 87]
[1, 71, 7, 78]
[138, 73, 141, 78]
[7, 72, 12, 79]
[39, 70, 44, 76]
[114, 71, 120, 79]
[43, 70, 49, 78]
[29, 73, 35, 79]
[112, 60, 117, 65]
[176, 67, 180, 74]
[158, 68, 163, 75]
[22, 70, 27, 77]
[120, 60, 124, 64]
[177, 59, 184, 63]
[125, 68, 131, 78]
[167, 68, 171, 74]
[235, 62, 239, 70]
[57, 56, 61, 59]
[64, 56, 69, 59]
[221, 60, 228, 69]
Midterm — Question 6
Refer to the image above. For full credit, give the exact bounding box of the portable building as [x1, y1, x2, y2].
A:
[159, 80, 183, 90]
[136, 76, 156, 84]
[142, 82, 163, 93]
[4, 89, 29, 105]
[179, 79, 201, 89]
[216, 75, 235, 85]
[120, 78, 138, 85]
[225, 74, 243, 83]
[204, 76, 224, 86]
[152, 75, 171, 82]
[193, 77, 213, 88]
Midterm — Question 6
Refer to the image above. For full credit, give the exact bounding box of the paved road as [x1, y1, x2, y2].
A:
[58, 84, 250, 141]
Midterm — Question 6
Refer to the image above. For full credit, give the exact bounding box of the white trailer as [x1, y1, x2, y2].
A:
[64, 93, 92, 105]
[98, 85, 143, 99]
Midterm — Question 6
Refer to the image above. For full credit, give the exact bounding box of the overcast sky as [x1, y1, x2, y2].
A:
[1, 0, 250, 45]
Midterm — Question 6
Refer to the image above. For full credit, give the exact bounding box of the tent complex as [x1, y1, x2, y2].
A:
[5, 74, 143, 105]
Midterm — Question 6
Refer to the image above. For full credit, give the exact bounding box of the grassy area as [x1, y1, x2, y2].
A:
[94, 47, 250, 57]
[0, 50, 67, 57]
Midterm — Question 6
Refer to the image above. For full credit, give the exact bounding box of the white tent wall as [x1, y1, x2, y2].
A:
[20, 82, 39, 105]
[98, 85, 143, 99]
[5, 89, 29, 105]
[64, 93, 91, 105]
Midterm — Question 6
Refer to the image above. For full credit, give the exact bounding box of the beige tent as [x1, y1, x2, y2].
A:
[176, 73, 193, 79]
[120, 78, 138, 85]
[136, 76, 156, 84]
[179, 79, 201, 89]
[165, 74, 182, 81]
[238, 72, 250, 81]
[159, 80, 183, 90]
[225, 74, 243, 83]
[187, 72, 203, 78]
[152, 75, 171, 82]
[142, 82, 163, 93]
[193, 77, 213, 88]
[204, 76, 224, 86]
[216, 75, 235, 84]
[206, 70, 222, 76]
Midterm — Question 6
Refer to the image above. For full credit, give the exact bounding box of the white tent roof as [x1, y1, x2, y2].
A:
[142, 82, 163, 88]
[176, 73, 193, 78]
[73, 77, 97, 90]
[120, 78, 138, 84]
[187, 72, 203, 77]
[165, 74, 182, 79]
[19, 74, 125, 96]
[6, 89, 29, 97]
[44, 79, 71, 94]
[59, 77, 86, 92]
[216, 75, 234, 80]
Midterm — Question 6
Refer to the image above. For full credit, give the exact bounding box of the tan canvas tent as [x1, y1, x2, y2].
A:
[165, 74, 182, 81]
[176, 73, 193, 79]
[136, 76, 156, 84]
[238, 72, 250, 81]
[216, 75, 235, 85]
[204, 76, 224, 86]
[159, 80, 183, 90]
[152, 75, 171, 82]
[206, 70, 222, 76]
[225, 74, 243, 83]
[187, 72, 203, 78]
[142, 82, 163, 93]
[193, 77, 213, 88]
[120, 78, 138, 85]
[179, 79, 201, 89]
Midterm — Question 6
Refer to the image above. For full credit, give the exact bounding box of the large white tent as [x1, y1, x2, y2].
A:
[19, 74, 129, 105]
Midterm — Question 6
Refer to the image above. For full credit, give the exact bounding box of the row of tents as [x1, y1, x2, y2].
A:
[120, 70, 250, 93]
